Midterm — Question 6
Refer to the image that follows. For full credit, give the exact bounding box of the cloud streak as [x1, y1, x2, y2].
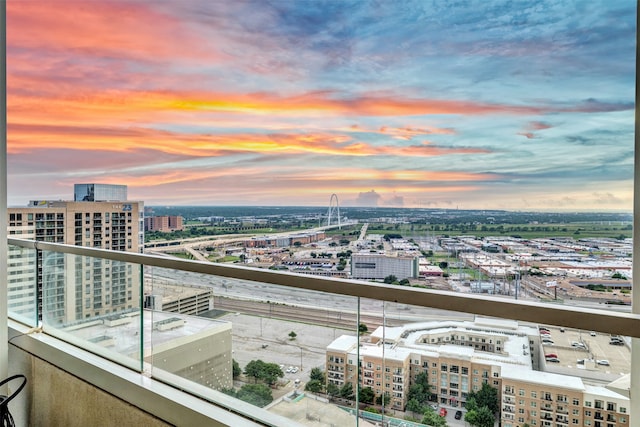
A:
[6, 0, 635, 211]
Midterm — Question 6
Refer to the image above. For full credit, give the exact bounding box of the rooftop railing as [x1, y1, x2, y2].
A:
[6, 237, 640, 426]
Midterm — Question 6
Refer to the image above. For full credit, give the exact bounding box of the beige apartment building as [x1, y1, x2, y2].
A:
[326, 318, 630, 426]
[145, 215, 184, 232]
[7, 186, 144, 324]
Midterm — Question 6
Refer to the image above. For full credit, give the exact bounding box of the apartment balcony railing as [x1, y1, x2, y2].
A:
[5, 237, 640, 426]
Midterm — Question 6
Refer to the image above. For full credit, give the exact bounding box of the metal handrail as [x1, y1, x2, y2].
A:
[8, 237, 640, 338]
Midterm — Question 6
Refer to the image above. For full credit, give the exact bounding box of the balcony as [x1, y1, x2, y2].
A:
[3, 237, 640, 426]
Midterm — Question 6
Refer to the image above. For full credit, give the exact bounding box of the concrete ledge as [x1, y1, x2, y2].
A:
[8, 321, 291, 427]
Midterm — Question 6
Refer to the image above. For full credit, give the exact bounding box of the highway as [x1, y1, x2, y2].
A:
[145, 268, 474, 327]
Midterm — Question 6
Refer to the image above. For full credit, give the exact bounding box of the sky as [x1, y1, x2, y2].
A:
[6, 0, 636, 211]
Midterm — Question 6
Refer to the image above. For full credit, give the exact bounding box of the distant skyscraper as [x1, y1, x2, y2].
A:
[74, 183, 128, 202]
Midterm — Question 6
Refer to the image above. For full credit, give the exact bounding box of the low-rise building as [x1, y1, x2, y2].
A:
[325, 318, 630, 425]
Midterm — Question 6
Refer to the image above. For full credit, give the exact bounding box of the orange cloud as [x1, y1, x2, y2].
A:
[7, 1, 223, 63]
[9, 121, 489, 160]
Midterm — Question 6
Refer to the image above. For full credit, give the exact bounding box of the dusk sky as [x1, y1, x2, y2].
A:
[6, 0, 636, 211]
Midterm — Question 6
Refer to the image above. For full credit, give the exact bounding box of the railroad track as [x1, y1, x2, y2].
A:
[212, 296, 392, 330]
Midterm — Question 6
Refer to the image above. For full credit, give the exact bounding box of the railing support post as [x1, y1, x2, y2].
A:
[1, 0, 9, 389]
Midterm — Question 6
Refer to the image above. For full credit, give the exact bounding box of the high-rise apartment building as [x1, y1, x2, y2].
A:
[7, 185, 144, 324]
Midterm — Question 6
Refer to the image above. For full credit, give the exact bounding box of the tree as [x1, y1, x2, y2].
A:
[340, 382, 354, 400]
[375, 392, 390, 406]
[358, 386, 375, 404]
[305, 380, 324, 393]
[358, 323, 368, 334]
[309, 367, 325, 383]
[326, 382, 340, 398]
[465, 405, 495, 427]
[243, 360, 284, 385]
[405, 398, 424, 414]
[288, 331, 297, 340]
[406, 372, 431, 405]
[232, 359, 241, 379]
[383, 275, 398, 284]
[236, 384, 273, 407]
[398, 278, 410, 286]
[468, 383, 499, 414]
[421, 406, 447, 427]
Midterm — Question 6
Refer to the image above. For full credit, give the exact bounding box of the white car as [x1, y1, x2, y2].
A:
[291, 367, 299, 373]
[286, 366, 293, 373]
[596, 359, 610, 366]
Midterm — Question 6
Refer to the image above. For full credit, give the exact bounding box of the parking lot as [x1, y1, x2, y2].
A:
[221, 312, 345, 383]
[539, 325, 631, 375]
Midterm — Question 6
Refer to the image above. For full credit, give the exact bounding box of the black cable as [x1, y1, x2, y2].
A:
[0, 375, 26, 427]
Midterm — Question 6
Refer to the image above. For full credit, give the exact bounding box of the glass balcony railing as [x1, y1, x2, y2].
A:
[7, 237, 640, 427]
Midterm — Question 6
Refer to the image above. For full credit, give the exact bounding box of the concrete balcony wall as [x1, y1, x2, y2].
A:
[9, 344, 170, 427]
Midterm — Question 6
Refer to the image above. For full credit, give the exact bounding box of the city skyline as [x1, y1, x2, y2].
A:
[6, 1, 635, 211]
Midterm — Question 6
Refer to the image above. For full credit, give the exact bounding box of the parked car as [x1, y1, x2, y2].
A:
[545, 353, 558, 359]
[546, 357, 560, 363]
[590, 331, 597, 337]
[455, 410, 463, 420]
[610, 340, 624, 346]
[597, 359, 610, 366]
[439, 408, 447, 417]
[576, 359, 585, 365]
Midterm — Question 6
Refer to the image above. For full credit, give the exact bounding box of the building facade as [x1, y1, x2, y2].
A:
[144, 215, 184, 232]
[350, 253, 419, 280]
[7, 185, 144, 324]
[325, 318, 630, 425]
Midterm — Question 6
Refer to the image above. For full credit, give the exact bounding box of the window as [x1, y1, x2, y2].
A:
[531, 391, 537, 398]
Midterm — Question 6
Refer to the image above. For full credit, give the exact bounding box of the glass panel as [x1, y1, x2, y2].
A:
[7, 243, 38, 326]
[145, 266, 360, 426]
[39, 250, 143, 371]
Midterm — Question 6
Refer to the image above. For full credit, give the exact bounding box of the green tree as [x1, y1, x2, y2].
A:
[289, 331, 297, 340]
[375, 392, 390, 406]
[406, 372, 431, 405]
[421, 406, 447, 427]
[243, 360, 284, 385]
[468, 383, 499, 414]
[358, 323, 368, 334]
[305, 380, 324, 393]
[358, 386, 375, 404]
[383, 275, 398, 284]
[232, 359, 241, 379]
[326, 382, 340, 398]
[465, 405, 495, 427]
[340, 382, 354, 400]
[236, 383, 273, 407]
[309, 367, 325, 383]
[405, 398, 424, 414]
